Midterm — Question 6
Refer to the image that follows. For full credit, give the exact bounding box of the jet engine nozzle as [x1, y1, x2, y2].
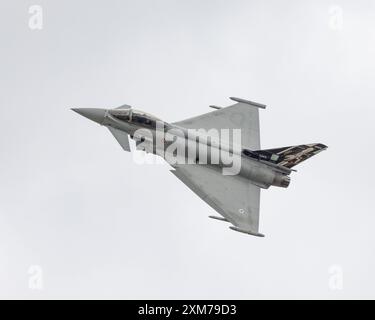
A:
[272, 173, 291, 188]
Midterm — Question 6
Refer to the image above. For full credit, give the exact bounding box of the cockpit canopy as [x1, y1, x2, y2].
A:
[109, 108, 131, 121]
[109, 108, 163, 128]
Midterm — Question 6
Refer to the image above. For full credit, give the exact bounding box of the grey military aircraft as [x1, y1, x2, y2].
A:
[72, 97, 327, 237]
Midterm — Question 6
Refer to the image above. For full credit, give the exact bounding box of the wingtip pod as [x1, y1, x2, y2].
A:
[209, 215, 229, 222]
[230, 97, 266, 109]
[209, 105, 222, 110]
[229, 226, 265, 237]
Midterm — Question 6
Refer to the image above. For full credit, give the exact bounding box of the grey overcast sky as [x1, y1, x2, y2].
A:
[0, 0, 374, 299]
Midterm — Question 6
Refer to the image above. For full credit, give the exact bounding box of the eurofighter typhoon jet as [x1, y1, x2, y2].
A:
[72, 97, 327, 237]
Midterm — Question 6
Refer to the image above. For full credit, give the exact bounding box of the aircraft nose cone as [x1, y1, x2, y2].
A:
[72, 108, 106, 124]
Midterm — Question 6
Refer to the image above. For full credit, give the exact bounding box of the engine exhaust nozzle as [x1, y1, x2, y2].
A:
[272, 174, 291, 188]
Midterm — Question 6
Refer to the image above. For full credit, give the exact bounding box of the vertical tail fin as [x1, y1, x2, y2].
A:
[256, 143, 327, 168]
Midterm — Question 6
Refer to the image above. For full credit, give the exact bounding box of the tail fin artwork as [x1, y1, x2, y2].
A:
[254, 143, 328, 168]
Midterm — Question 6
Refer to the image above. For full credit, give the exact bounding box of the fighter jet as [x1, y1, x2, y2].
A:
[72, 97, 327, 237]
